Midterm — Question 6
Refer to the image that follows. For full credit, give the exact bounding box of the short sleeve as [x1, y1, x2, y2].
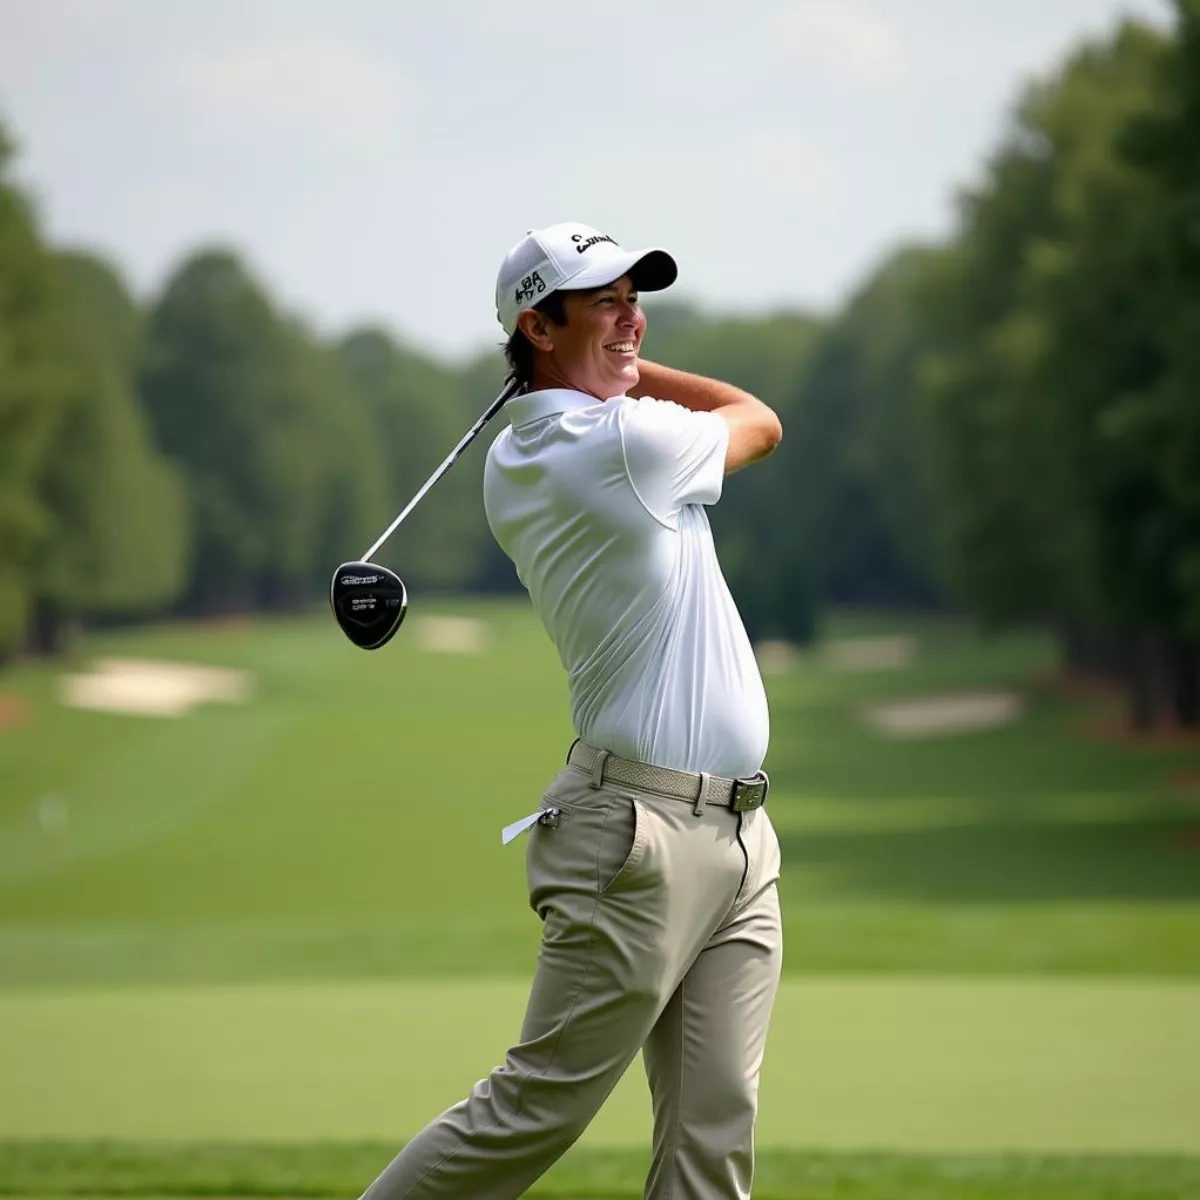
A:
[618, 397, 729, 525]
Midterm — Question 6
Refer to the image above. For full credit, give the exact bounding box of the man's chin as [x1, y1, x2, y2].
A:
[566, 361, 640, 400]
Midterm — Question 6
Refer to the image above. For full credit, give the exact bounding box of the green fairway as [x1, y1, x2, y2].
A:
[1, 603, 1198, 987]
[2, 603, 1199, 1195]
[2, 1143, 1199, 1200]
[1, 978, 1197, 1152]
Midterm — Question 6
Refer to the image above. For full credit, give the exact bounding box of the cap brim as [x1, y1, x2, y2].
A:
[561, 248, 677, 294]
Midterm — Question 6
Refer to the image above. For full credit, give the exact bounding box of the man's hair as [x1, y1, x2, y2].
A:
[504, 291, 569, 391]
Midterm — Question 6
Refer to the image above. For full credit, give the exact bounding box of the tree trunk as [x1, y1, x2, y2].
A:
[1057, 617, 1121, 680]
[1170, 640, 1200, 728]
[1058, 617, 1089, 673]
[27, 598, 69, 658]
[1123, 629, 1174, 732]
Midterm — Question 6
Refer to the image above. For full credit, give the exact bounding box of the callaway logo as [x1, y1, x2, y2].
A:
[341, 574, 381, 585]
[571, 232, 617, 254]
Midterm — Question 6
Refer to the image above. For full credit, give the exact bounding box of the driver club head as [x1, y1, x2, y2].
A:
[330, 561, 408, 650]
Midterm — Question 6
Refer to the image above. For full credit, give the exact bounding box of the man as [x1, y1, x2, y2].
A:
[360, 223, 784, 1200]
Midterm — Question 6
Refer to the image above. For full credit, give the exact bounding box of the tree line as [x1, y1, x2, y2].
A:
[1, 3, 1196, 729]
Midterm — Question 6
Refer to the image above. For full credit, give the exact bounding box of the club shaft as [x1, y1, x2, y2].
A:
[361, 379, 520, 563]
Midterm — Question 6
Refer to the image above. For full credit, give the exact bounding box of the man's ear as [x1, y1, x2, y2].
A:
[517, 308, 555, 352]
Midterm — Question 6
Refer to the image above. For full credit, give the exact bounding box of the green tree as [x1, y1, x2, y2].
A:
[1107, 0, 1200, 721]
[337, 329, 490, 592]
[27, 250, 189, 653]
[141, 249, 383, 613]
[920, 17, 1200, 726]
[0, 123, 72, 657]
[781, 248, 948, 619]
[289, 322, 387, 595]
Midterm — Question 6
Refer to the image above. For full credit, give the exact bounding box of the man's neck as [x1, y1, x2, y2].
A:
[529, 363, 612, 402]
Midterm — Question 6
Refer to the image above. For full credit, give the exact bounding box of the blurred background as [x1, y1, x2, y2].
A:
[1, 3, 1199, 1198]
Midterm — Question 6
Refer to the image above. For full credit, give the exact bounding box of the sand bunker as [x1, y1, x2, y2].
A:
[755, 641, 799, 676]
[61, 658, 254, 718]
[753, 634, 916, 677]
[824, 635, 915, 672]
[864, 690, 1023, 739]
[417, 617, 488, 654]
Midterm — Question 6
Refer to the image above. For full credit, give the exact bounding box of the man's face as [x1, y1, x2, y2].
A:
[531, 275, 647, 400]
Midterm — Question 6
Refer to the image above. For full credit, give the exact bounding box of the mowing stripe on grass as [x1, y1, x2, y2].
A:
[2, 1143, 1199, 1200]
[1, 978, 1196, 1153]
[0, 707, 291, 886]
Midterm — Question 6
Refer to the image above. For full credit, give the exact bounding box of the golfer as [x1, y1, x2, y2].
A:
[361, 223, 784, 1199]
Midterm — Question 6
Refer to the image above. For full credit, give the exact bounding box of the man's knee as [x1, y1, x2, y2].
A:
[494, 1039, 643, 1146]
[670, 1055, 760, 1153]
[694, 1074, 757, 1131]
[515, 1078, 609, 1139]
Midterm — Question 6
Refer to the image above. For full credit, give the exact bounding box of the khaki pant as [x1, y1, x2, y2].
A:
[360, 760, 783, 1200]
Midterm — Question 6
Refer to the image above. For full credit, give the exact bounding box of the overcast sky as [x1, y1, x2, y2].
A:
[1, 0, 1172, 359]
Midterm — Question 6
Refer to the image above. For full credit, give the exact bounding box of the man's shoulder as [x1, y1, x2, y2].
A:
[502, 387, 607, 430]
[482, 422, 512, 471]
[495, 393, 627, 454]
[484, 397, 620, 485]
[616, 395, 724, 458]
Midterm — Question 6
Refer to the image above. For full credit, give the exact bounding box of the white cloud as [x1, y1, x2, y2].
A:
[2, 0, 1175, 355]
[768, 1, 907, 80]
[687, 0, 906, 85]
[171, 38, 412, 157]
[744, 128, 844, 194]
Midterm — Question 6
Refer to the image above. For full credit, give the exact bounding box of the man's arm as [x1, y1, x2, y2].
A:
[628, 360, 783, 473]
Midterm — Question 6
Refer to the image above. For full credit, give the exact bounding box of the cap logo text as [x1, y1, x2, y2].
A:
[571, 233, 617, 254]
[514, 270, 548, 304]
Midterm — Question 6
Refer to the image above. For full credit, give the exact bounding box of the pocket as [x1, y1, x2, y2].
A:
[598, 797, 647, 894]
[526, 792, 649, 915]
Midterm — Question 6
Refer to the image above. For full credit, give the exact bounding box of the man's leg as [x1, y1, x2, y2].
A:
[642, 808, 784, 1200]
[358, 773, 735, 1200]
[360, 912, 661, 1200]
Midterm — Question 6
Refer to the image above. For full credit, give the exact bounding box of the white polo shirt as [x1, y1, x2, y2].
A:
[483, 388, 769, 780]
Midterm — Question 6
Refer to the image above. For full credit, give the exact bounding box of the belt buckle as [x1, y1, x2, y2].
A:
[729, 771, 768, 812]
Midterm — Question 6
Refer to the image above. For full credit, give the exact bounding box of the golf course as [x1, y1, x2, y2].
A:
[1, 602, 1198, 1199]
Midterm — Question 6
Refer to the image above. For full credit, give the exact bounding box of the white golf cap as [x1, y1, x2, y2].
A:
[495, 222, 677, 335]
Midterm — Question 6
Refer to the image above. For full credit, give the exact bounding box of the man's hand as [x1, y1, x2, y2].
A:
[629, 360, 783, 474]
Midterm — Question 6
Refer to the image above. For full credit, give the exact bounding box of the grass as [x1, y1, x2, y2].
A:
[2, 1142, 1199, 1200]
[3, 979, 1196, 1150]
[2, 602, 1199, 1195]
[1, 604, 1198, 987]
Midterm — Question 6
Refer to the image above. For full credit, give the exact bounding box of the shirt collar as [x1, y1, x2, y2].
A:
[504, 388, 609, 427]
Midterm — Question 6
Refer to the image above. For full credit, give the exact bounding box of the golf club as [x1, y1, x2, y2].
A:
[330, 377, 521, 650]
